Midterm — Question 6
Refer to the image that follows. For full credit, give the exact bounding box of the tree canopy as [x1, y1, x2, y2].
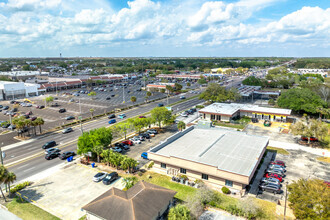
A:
[242, 76, 263, 86]
[150, 107, 173, 128]
[277, 88, 327, 114]
[77, 127, 112, 155]
[288, 179, 330, 220]
[199, 83, 240, 103]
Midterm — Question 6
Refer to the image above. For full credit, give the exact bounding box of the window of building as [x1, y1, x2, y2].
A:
[216, 115, 221, 121]
[225, 180, 233, 187]
[211, 114, 215, 120]
[180, 168, 186, 174]
[202, 174, 208, 180]
[161, 163, 166, 169]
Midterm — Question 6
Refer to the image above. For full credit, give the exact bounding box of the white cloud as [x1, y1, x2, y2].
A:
[0, 0, 329, 56]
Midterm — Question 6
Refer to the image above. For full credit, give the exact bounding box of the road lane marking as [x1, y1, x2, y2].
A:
[16, 163, 30, 169]
[23, 167, 35, 172]
[5, 97, 200, 168]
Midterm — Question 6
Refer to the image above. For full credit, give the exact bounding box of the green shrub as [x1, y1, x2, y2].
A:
[179, 175, 188, 180]
[138, 171, 143, 177]
[10, 181, 31, 194]
[195, 105, 205, 109]
[221, 186, 231, 194]
[148, 161, 154, 169]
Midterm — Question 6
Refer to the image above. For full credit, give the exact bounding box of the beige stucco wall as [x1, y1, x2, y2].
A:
[149, 153, 252, 190]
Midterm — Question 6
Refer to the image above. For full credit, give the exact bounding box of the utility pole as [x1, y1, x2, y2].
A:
[56, 78, 58, 96]
[123, 86, 125, 104]
[79, 98, 83, 134]
[284, 182, 288, 220]
[0, 142, 7, 192]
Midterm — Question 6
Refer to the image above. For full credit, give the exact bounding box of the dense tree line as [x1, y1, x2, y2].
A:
[292, 58, 330, 69]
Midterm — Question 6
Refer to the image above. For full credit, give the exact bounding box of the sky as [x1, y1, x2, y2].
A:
[0, 0, 329, 57]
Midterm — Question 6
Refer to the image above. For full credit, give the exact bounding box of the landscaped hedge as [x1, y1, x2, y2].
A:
[221, 186, 231, 194]
[10, 181, 31, 194]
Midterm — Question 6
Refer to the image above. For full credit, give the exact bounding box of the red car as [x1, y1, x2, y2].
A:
[122, 140, 133, 146]
[264, 173, 283, 182]
[270, 160, 286, 167]
[139, 116, 146, 118]
[301, 136, 318, 142]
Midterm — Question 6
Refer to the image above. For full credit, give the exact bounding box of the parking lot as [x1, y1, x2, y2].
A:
[248, 148, 330, 202]
[18, 163, 124, 220]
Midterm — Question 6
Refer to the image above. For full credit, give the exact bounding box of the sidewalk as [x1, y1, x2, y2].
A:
[0, 206, 22, 220]
[269, 140, 329, 157]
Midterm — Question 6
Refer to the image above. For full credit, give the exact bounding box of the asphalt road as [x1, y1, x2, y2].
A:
[4, 94, 203, 182]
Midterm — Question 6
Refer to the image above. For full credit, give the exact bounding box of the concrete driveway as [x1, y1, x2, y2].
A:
[18, 163, 124, 220]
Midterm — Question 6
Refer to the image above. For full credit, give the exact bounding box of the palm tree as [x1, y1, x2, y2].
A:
[168, 204, 191, 220]
[177, 121, 186, 131]
[0, 165, 8, 202]
[35, 117, 44, 134]
[31, 120, 38, 135]
[92, 145, 103, 163]
[24, 119, 32, 136]
[12, 117, 24, 137]
[90, 108, 95, 119]
[130, 96, 137, 105]
[4, 172, 16, 197]
[127, 158, 138, 173]
[122, 176, 138, 190]
[101, 149, 111, 166]
[120, 156, 130, 172]
[146, 91, 152, 99]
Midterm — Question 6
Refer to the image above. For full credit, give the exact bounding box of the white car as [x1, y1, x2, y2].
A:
[93, 172, 107, 182]
[180, 112, 188, 117]
[130, 137, 141, 144]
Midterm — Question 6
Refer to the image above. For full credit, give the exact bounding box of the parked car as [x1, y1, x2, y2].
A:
[141, 152, 148, 159]
[30, 116, 37, 121]
[108, 119, 116, 124]
[118, 114, 126, 119]
[268, 164, 286, 172]
[36, 105, 45, 109]
[261, 177, 281, 186]
[180, 96, 186, 99]
[265, 168, 285, 177]
[129, 137, 141, 144]
[59, 151, 75, 160]
[65, 116, 75, 120]
[158, 103, 164, 107]
[147, 129, 158, 134]
[45, 152, 60, 160]
[93, 172, 107, 182]
[264, 173, 283, 182]
[59, 108, 66, 113]
[135, 135, 145, 141]
[69, 99, 75, 102]
[45, 148, 61, 155]
[25, 111, 33, 115]
[270, 160, 286, 167]
[111, 147, 123, 153]
[122, 140, 133, 146]
[140, 133, 150, 139]
[259, 183, 282, 194]
[108, 114, 116, 119]
[106, 97, 111, 100]
[103, 172, 119, 185]
[115, 143, 130, 150]
[301, 136, 318, 142]
[42, 141, 56, 149]
[111, 94, 115, 97]
[2, 106, 9, 110]
[62, 127, 73, 134]
[51, 103, 59, 107]
[180, 112, 188, 117]
[8, 124, 16, 130]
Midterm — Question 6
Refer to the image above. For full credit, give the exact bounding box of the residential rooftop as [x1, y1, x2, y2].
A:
[149, 126, 269, 176]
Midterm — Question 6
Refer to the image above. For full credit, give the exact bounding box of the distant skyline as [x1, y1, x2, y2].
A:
[0, 0, 329, 58]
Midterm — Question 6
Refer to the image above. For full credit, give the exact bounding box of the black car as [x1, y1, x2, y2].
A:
[45, 148, 61, 155]
[45, 152, 60, 160]
[42, 141, 56, 149]
[259, 183, 282, 194]
[2, 123, 10, 128]
[10, 100, 16, 104]
[141, 133, 150, 139]
[65, 116, 75, 120]
[108, 114, 116, 119]
[158, 103, 164, 107]
[106, 97, 111, 100]
[2, 106, 9, 110]
[59, 108, 66, 113]
[59, 151, 75, 160]
[12, 108, 18, 112]
[111, 94, 115, 97]
[127, 91, 130, 93]
[115, 143, 129, 150]
[0, 105, 2, 108]
[102, 172, 119, 185]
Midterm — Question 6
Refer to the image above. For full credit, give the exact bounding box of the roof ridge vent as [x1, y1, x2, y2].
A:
[198, 134, 225, 157]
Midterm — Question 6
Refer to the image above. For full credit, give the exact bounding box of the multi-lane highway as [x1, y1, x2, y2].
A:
[4, 93, 203, 182]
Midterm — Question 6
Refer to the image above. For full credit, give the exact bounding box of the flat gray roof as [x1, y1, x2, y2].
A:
[151, 127, 268, 177]
[199, 103, 291, 116]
